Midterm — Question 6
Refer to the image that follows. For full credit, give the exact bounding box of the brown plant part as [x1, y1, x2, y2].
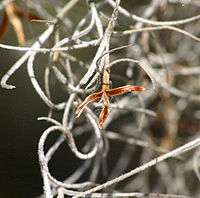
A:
[0, 2, 39, 45]
[53, 29, 60, 65]
[0, 11, 8, 39]
[76, 67, 146, 129]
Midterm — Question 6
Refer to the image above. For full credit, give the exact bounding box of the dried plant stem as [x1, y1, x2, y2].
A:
[1, 25, 54, 89]
[114, 25, 200, 42]
[1, 0, 200, 197]
[107, 0, 200, 26]
[73, 136, 200, 198]
[80, 0, 121, 88]
[1, 0, 79, 89]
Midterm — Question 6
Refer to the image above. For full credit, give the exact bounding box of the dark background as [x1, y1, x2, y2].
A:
[0, 48, 47, 196]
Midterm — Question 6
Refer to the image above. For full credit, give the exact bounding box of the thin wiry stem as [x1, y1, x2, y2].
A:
[171, 66, 200, 75]
[38, 117, 63, 127]
[107, 0, 200, 26]
[56, 0, 79, 20]
[105, 130, 169, 153]
[114, 25, 200, 42]
[128, 0, 163, 45]
[53, 4, 96, 49]
[1, 0, 200, 197]
[0, 39, 100, 52]
[80, 0, 121, 88]
[0, 25, 54, 89]
[27, 53, 66, 110]
[64, 160, 92, 184]
[62, 93, 76, 128]
[137, 94, 146, 132]
[142, 58, 200, 101]
[66, 128, 99, 160]
[44, 66, 54, 117]
[107, 58, 156, 91]
[64, 58, 75, 85]
[73, 136, 200, 198]
[52, 66, 99, 94]
[38, 118, 94, 186]
[74, 2, 103, 45]
[193, 148, 200, 182]
[38, 126, 58, 198]
[38, 125, 94, 191]
[58, 185, 192, 198]
[98, 103, 157, 117]
[0, 0, 79, 89]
